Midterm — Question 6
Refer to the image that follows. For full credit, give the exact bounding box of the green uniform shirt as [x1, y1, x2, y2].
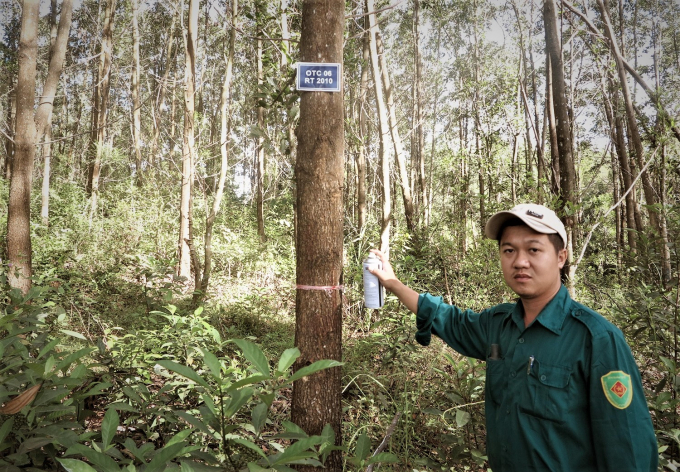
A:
[416, 285, 657, 472]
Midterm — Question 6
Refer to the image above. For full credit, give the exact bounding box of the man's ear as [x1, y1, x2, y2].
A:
[557, 248, 568, 269]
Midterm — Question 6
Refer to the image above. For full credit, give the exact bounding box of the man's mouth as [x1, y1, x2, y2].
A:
[514, 273, 531, 280]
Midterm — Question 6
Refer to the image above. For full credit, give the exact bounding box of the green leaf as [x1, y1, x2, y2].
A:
[175, 411, 214, 436]
[83, 382, 113, 397]
[232, 339, 270, 377]
[18, 437, 54, 453]
[101, 408, 119, 450]
[156, 360, 211, 389]
[355, 433, 371, 461]
[288, 360, 343, 383]
[230, 437, 267, 460]
[64, 443, 120, 471]
[145, 442, 187, 472]
[61, 329, 87, 340]
[224, 387, 254, 419]
[320, 424, 335, 445]
[57, 459, 98, 472]
[166, 429, 193, 447]
[55, 347, 96, 373]
[0, 417, 14, 444]
[366, 452, 399, 465]
[456, 409, 471, 428]
[251, 402, 268, 433]
[228, 374, 270, 391]
[37, 338, 60, 359]
[277, 348, 300, 373]
[199, 349, 222, 381]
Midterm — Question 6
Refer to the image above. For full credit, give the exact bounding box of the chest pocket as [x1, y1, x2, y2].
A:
[485, 358, 506, 406]
[522, 361, 572, 422]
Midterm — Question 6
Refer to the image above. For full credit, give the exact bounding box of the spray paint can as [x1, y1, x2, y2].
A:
[362, 253, 384, 309]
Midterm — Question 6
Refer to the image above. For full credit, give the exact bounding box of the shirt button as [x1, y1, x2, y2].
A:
[518, 338, 524, 344]
[505, 409, 510, 415]
[510, 371, 516, 378]
[540, 375, 547, 381]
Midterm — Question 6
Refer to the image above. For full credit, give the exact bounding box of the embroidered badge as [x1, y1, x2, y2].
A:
[601, 371, 633, 409]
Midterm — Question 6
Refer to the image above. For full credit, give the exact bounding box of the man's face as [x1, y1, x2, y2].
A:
[499, 225, 567, 300]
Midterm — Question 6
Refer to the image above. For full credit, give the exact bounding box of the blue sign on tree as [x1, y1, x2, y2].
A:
[296, 63, 342, 92]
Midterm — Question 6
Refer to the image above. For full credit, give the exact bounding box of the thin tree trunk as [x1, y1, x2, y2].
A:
[413, 0, 427, 227]
[356, 12, 369, 233]
[131, 0, 143, 186]
[150, 12, 177, 167]
[544, 0, 577, 293]
[546, 56, 560, 197]
[87, 0, 116, 220]
[256, 1, 266, 244]
[367, 0, 391, 254]
[178, 0, 198, 280]
[4, 85, 15, 180]
[196, 0, 237, 302]
[291, 2, 344, 471]
[376, 32, 415, 232]
[597, 0, 670, 282]
[7, 0, 40, 294]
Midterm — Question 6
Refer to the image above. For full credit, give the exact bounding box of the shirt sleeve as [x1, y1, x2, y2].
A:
[589, 329, 658, 471]
[415, 293, 491, 360]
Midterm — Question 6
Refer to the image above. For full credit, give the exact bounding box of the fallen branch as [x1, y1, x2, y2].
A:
[366, 411, 402, 472]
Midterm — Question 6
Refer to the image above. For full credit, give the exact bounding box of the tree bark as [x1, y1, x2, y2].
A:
[544, 0, 577, 293]
[7, 0, 40, 294]
[150, 12, 177, 167]
[87, 0, 116, 220]
[178, 0, 198, 280]
[356, 13, 369, 233]
[376, 32, 415, 232]
[256, 1, 266, 244]
[291, 2, 344, 471]
[131, 0, 143, 186]
[366, 0, 391, 254]
[413, 0, 427, 227]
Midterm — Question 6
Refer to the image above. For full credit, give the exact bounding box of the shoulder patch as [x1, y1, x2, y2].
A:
[601, 371, 633, 409]
[488, 303, 515, 317]
[570, 305, 612, 338]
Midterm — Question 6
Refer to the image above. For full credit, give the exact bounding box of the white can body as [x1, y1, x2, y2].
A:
[363, 255, 384, 309]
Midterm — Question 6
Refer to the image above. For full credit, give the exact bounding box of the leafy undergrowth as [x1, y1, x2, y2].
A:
[2, 245, 679, 471]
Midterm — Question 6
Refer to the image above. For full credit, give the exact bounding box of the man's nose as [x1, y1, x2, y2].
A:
[513, 252, 530, 268]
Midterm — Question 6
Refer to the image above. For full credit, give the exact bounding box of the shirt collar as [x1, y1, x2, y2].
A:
[510, 285, 571, 335]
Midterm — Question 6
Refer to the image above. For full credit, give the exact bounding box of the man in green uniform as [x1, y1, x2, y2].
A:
[369, 203, 658, 471]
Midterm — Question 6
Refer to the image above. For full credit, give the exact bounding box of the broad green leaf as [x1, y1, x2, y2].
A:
[224, 387, 254, 418]
[145, 442, 187, 472]
[166, 428, 193, 447]
[64, 443, 120, 470]
[55, 347, 96, 373]
[156, 360, 210, 389]
[83, 382, 113, 397]
[232, 339, 270, 377]
[355, 433, 371, 461]
[230, 437, 267, 460]
[320, 424, 335, 445]
[251, 402, 268, 433]
[18, 437, 54, 453]
[101, 408, 119, 450]
[247, 463, 271, 472]
[227, 374, 270, 391]
[0, 418, 14, 444]
[277, 348, 300, 373]
[456, 409, 471, 428]
[288, 360, 343, 383]
[108, 402, 138, 412]
[57, 458, 98, 472]
[61, 329, 87, 340]
[175, 411, 214, 436]
[282, 421, 307, 437]
[366, 452, 399, 465]
[272, 436, 323, 465]
[37, 338, 60, 359]
[199, 348, 222, 381]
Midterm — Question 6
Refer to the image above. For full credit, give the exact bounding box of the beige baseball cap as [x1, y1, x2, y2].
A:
[485, 203, 567, 246]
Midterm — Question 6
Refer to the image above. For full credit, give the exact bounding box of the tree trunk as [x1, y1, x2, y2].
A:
[256, 1, 266, 244]
[291, 2, 344, 471]
[376, 33, 415, 232]
[544, 0, 577, 293]
[7, 0, 40, 294]
[366, 0, 391, 254]
[150, 12, 177, 168]
[196, 0, 237, 302]
[178, 0, 198, 280]
[87, 0, 116, 220]
[4, 85, 15, 180]
[131, 0, 143, 186]
[356, 13, 369, 233]
[597, 0, 671, 283]
[413, 0, 427, 227]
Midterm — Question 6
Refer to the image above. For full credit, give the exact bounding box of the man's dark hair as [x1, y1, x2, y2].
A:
[497, 217, 565, 253]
